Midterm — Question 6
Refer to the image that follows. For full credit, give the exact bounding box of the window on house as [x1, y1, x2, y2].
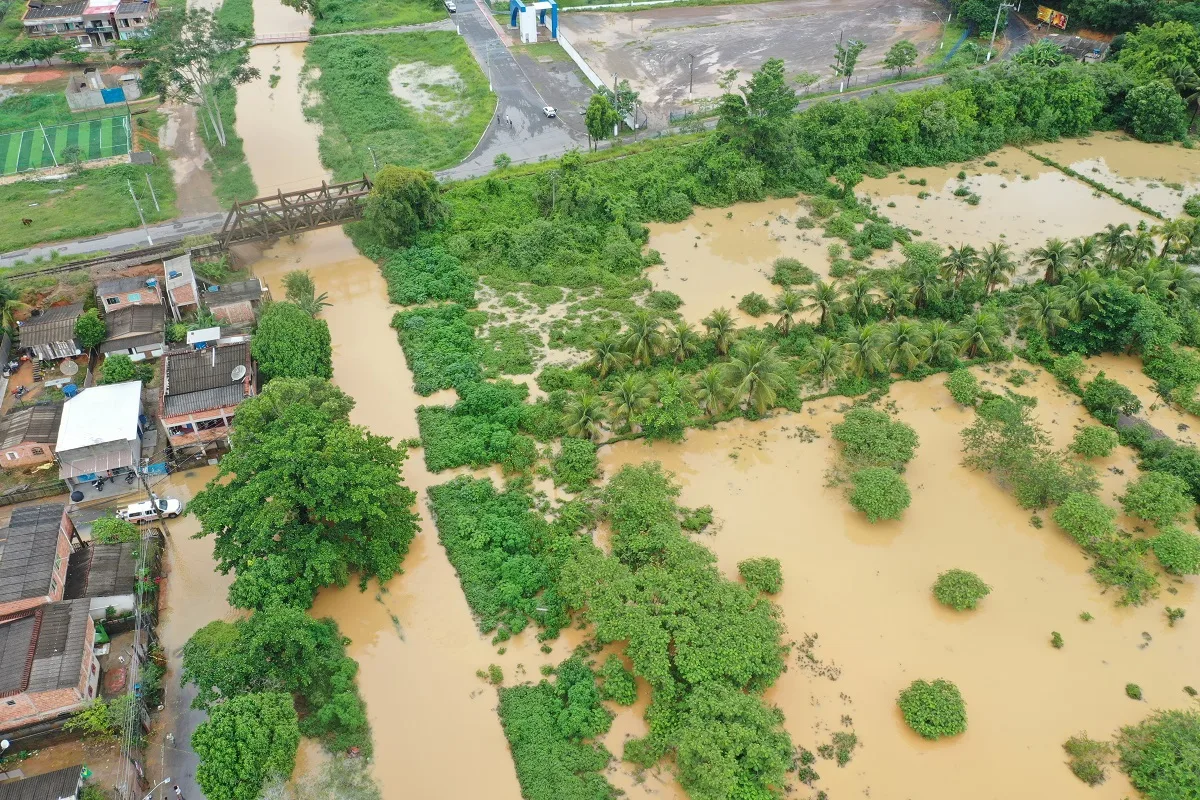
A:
[167, 423, 195, 436]
[5, 699, 15, 706]
[5, 452, 17, 461]
[127, 292, 141, 302]
[31, 447, 45, 455]
[196, 418, 227, 431]
[121, 18, 130, 26]
[105, 296, 121, 305]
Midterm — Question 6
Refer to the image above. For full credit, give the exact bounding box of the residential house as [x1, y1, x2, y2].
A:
[80, 0, 118, 47]
[95, 275, 162, 311]
[99, 305, 164, 360]
[19, 305, 82, 362]
[161, 342, 254, 450]
[164, 254, 199, 322]
[20, 1, 86, 41]
[0, 599, 99, 733]
[64, 535, 158, 620]
[0, 504, 78, 618]
[114, 0, 154, 39]
[0, 404, 64, 469]
[55, 381, 143, 491]
[0, 764, 84, 800]
[203, 279, 266, 327]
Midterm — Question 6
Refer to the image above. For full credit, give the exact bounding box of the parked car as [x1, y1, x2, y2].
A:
[542, 106, 557, 118]
[445, 0, 456, 11]
[118, 497, 183, 523]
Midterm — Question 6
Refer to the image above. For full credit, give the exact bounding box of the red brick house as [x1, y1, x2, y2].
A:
[160, 342, 255, 451]
[0, 599, 99, 733]
[95, 275, 163, 312]
[0, 404, 64, 469]
[0, 504, 79, 618]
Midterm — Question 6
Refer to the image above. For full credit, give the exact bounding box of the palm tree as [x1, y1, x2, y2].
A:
[694, 366, 730, 417]
[562, 391, 608, 441]
[842, 275, 876, 323]
[799, 336, 844, 390]
[1127, 230, 1155, 266]
[959, 310, 1004, 359]
[724, 340, 787, 415]
[282, 269, 331, 317]
[773, 289, 804, 335]
[878, 274, 914, 320]
[584, 330, 629, 379]
[1028, 238, 1071, 285]
[1120, 260, 1170, 298]
[802, 280, 841, 330]
[0, 278, 29, 331]
[882, 319, 929, 372]
[1099, 222, 1133, 270]
[1153, 217, 1196, 258]
[1162, 261, 1200, 303]
[904, 259, 944, 311]
[1017, 288, 1068, 337]
[842, 323, 886, 378]
[604, 374, 654, 432]
[978, 242, 1016, 295]
[624, 310, 663, 366]
[1067, 235, 1100, 273]
[702, 307, 738, 357]
[941, 244, 980, 292]
[923, 319, 964, 367]
[1061, 268, 1107, 321]
[665, 320, 701, 363]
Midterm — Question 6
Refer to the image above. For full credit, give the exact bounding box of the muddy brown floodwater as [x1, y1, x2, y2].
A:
[601, 365, 1198, 800]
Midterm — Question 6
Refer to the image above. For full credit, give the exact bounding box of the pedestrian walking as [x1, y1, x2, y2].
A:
[173, 786, 183, 799]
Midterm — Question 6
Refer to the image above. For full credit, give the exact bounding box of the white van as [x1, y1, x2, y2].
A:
[118, 497, 183, 523]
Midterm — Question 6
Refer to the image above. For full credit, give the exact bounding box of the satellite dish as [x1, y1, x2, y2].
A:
[61, 360, 79, 376]
[231, 364, 247, 382]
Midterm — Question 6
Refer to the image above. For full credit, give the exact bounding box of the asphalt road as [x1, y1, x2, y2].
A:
[0, 212, 225, 269]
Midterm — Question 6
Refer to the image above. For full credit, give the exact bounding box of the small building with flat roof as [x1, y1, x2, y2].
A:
[164, 254, 199, 322]
[95, 274, 162, 312]
[0, 403, 64, 468]
[203, 279, 265, 328]
[55, 382, 143, 489]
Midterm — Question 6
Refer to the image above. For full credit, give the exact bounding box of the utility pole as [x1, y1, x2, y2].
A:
[138, 463, 171, 538]
[38, 123, 58, 168]
[987, 1, 1016, 62]
[688, 53, 694, 97]
[367, 145, 378, 170]
[127, 180, 152, 245]
[836, 29, 845, 93]
[144, 174, 160, 212]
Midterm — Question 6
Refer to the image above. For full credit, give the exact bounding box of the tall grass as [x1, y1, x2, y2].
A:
[195, 0, 258, 205]
[309, 0, 443, 35]
[302, 32, 494, 178]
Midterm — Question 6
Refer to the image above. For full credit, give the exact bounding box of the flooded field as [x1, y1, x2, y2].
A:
[1082, 352, 1200, 447]
[860, 146, 1153, 254]
[1031, 132, 1200, 218]
[600, 365, 1198, 800]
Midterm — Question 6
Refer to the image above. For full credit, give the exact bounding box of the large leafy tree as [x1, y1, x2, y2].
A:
[363, 165, 444, 248]
[192, 692, 300, 800]
[251, 301, 333, 381]
[584, 92, 620, 148]
[132, 9, 259, 147]
[189, 377, 419, 609]
[884, 40, 919, 75]
[1118, 21, 1200, 85]
[716, 57, 801, 170]
[74, 309, 106, 350]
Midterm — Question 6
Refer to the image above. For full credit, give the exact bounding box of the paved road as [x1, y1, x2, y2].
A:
[437, 0, 586, 182]
[0, 212, 225, 269]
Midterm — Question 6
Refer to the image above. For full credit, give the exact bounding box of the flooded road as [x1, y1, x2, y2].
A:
[600, 367, 1198, 800]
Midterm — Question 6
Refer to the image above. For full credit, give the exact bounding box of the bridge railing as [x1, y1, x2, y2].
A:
[251, 32, 312, 45]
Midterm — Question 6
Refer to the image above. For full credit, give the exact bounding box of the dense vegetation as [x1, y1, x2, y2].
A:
[932, 569, 991, 611]
[897, 679, 967, 740]
[251, 301, 334, 381]
[191, 691, 300, 800]
[189, 377, 419, 609]
[1115, 709, 1200, 799]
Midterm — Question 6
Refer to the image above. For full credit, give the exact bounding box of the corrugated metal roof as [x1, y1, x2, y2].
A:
[165, 343, 249, 395]
[163, 384, 245, 416]
[22, 2, 86, 19]
[206, 279, 264, 307]
[0, 614, 36, 696]
[99, 331, 164, 355]
[95, 276, 151, 296]
[0, 404, 63, 449]
[0, 765, 83, 800]
[0, 504, 66, 605]
[20, 305, 82, 349]
[27, 599, 90, 693]
[116, 0, 152, 12]
[64, 541, 141, 599]
[104, 305, 163, 339]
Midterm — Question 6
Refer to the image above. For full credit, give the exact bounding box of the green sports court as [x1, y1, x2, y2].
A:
[0, 114, 131, 176]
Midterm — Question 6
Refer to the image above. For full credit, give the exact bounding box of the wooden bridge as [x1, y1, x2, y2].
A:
[218, 176, 373, 248]
[251, 32, 311, 45]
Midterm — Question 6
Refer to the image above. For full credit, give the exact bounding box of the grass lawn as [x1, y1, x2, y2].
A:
[511, 41, 572, 63]
[0, 110, 177, 253]
[193, 0, 257, 205]
[310, 0, 444, 35]
[302, 32, 494, 179]
[0, 0, 25, 50]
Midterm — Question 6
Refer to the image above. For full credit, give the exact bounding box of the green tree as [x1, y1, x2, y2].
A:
[800, 336, 844, 390]
[832, 39, 867, 84]
[1071, 425, 1119, 459]
[772, 289, 804, 335]
[724, 340, 786, 414]
[944, 368, 979, 406]
[362, 165, 444, 248]
[932, 569, 991, 611]
[604, 373, 654, 433]
[0, 279, 29, 330]
[584, 92, 619, 148]
[842, 274, 877, 322]
[882, 319, 929, 372]
[701, 307, 738, 357]
[1119, 471, 1194, 526]
[843, 323, 886, 378]
[562, 391, 608, 441]
[623, 310, 664, 366]
[803, 280, 841, 330]
[884, 39, 919, 75]
[99, 354, 153, 385]
[941, 244, 980, 293]
[665, 319, 701, 363]
[897, 679, 967, 740]
[1082, 371, 1142, 423]
[1125, 81, 1188, 142]
[832, 407, 919, 469]
[282, 270, 331, 317]
[1150, 525, 1200, 574]
[737, 557, 783, 594]
[74, 309, 106, 350]
[583, 330, 630, 379]
[251, 302, 333, 382]
[1115, 709, 1200, 800]
[92, 516, 139, 544]
[959, 309, 1004, 359]
[849, 467, 911, 522]
[1014, 39, 1067, 67]
[188, 378, 419, 609]
[694, 365, 730, 417]
[1029, 237, 1072, 285]
[1018, 289, 1069, 337]
[978, 242, 1017, 295]
[133, 9, 259, 148]
[1118, 21, 1200, 85]
[192, 692, 300, 800]
[924, 319, 963, 368]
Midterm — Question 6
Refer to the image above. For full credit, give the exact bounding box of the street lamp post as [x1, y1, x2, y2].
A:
[987, 1, 1017, 62]
[142, 776, 173, 800]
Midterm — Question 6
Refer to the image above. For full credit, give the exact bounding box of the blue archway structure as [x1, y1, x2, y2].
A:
[509, 0, 557, 39]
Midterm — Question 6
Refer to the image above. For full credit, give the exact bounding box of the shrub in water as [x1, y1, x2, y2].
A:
[944, 369, 979, 406]
[897, 679, 966, 740]
[1150, 526, 1200, 575]
[738, 557, 783, 594]
[932, 569, 991, 611]
[849, 467, 911, 523]
[1071, 426, 1118, 459]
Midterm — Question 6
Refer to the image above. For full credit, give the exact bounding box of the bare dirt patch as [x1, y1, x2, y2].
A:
[388, 62, 468, 121]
